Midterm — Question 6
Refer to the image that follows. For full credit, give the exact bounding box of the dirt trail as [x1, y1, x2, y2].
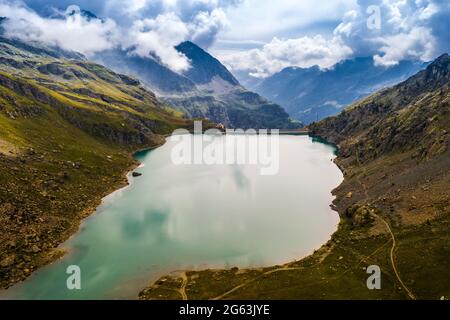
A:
[211, 266, 304, 300]
[178, 272, 188, 300]
[371, 213, 416, 300]
[210, 237, 394, 300]
[355, 149, 416, 300]
[211, 245, 336, 300]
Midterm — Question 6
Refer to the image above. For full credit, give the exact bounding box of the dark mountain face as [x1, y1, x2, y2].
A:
[96, 41, 299, 129]
[176, 41, 239, 86]
[163, 90, 298, 130]
[310, 53, 450, 163]
[95, 41, 241, 96]
[65, 8, 99, 21]
[94, 49, 197, 95]
[247, 57, 427, 124]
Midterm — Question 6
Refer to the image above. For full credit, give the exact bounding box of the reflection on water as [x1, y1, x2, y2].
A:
[231, 165, 252, 190]
[2, 135, 343, 300]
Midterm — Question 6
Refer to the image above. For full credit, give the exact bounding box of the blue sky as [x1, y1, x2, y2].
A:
[1, 0, 449, 77]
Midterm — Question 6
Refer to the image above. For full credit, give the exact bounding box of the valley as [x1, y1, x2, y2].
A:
[0, 14, 448, 301]
[243, 57, 427, 124]
[95, 41, 301, 130]
[139, 54, 450, 300]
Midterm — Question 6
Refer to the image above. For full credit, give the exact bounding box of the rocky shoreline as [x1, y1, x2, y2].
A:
[0, 137, 167, 291]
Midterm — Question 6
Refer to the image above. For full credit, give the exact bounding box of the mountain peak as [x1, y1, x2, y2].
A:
[177, 41, 202, 51]
[249, 55, 428, 124]
[405, 53, 450, 90]
[428, 53, 450, 70]
[64, 5, 99, 21]
[175, 41, 239, 86]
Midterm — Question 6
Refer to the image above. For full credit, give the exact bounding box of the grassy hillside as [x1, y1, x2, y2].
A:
[0, 37, 192, 289]
[139, 55, 450, 300]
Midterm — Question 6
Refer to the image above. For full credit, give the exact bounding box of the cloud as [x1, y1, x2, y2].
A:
[220, 35, 353, 78]
[220, 0, 356, 42]
[0, 1, 118, 55]
[333, 0, 450, 66]
[373, 26, 436, 66]
[218, 0, 450, 77]
[125, 13, 191, 72]
[118, 4, 232, 71]
[1, 0, 450, 76]
[0, 0, 240, 72]
[190, 8, 229, 48]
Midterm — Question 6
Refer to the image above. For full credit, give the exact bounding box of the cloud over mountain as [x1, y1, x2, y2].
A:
[0, 0, 449, 76]
[221, 0, 450, 76]
[220, 36, 353, 78]
[0, 1, 118, 55]
[0, 0, 239, 72]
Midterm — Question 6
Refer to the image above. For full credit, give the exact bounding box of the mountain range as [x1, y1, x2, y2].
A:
[94, 41, 300, 129]
[0, 9, 449, 298]
[310, 54, 449, 162]
[243, 57, 428, 124]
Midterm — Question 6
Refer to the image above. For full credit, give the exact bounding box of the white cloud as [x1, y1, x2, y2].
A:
[218, 0, 450, 77]
[125, 13, 191, 72]
[220, 0, 357, 42]
[333, 0, 448, 67]
[0, 2, 118, 55]
[190, 8, 229, 47]
[418, 2, 438, 20]
[221, 35, 353, 78]
[123, 0, 150, 16]
[119, 6, 230, 71]
[333, 10, 359, 38]
[0, 0, 239, 72]
[2, 0, 450, 76]
[373, 26, 436, 66]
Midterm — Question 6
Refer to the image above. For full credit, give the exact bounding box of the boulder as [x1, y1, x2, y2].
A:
[0, 255, 16, 268]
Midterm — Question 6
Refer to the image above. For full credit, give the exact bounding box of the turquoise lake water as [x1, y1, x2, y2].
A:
[2, 134, 343, 299]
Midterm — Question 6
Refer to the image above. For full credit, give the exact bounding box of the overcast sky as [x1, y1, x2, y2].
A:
[1, 0, 449, 77]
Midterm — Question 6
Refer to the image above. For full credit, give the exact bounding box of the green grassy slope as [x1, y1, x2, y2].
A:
[0, 37, 192, 289]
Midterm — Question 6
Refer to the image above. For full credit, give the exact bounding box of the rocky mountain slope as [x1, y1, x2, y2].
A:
[140, 54, 450, 300]
[94, 49, 197, 96]
[309, 54, 449, 162]
[175, 41, 239, 88]
[96, 42, 300, 129]
[245, 57, 426, 124]
[0, 36, 193, 289]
